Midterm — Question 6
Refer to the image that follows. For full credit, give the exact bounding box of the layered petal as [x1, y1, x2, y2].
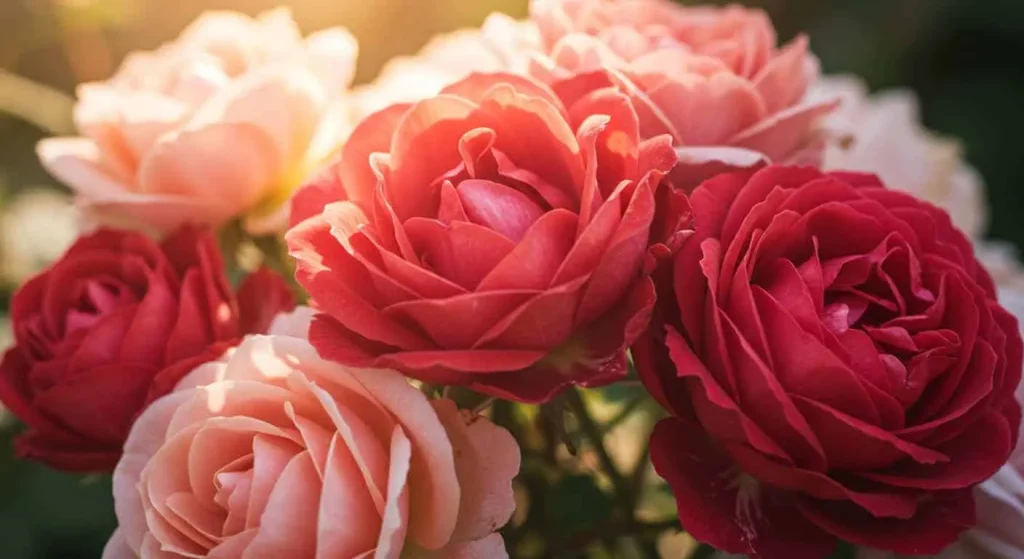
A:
[640, 165, 1022, 558]
[37, 8, 360, 233]
[105, 335, 518, 558]
[289, 71, 685, 403]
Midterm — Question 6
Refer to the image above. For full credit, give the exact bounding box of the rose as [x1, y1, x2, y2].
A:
[635, 165, 1022, 557]
[527, 0, 838, 184]
[287, 71, 690, 403]
[0, 226, 295, 471]
[102, 326, 520, 559]
[37, 8, 358, 234]
[813, 75, 987, 240]
[351, 1, 836, 188]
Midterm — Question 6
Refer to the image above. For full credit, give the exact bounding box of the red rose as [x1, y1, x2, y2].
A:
[287, 72, 690, 403]
[0, 227, 295, 472]
[635, 166, 1022, 557]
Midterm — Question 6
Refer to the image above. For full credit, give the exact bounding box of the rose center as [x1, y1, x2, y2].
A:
[816, 240, 961, 408]
[66, 278, 138, 334]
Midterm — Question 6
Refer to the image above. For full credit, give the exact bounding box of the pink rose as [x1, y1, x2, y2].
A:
[38, 8, 358, 234]
[102, 329, 520, 558]
[354, 1, 837, 187]
[529, 0, 838, 184]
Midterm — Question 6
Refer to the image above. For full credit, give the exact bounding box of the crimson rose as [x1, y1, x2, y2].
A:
[288, 72, 690, 402]
[635, 166, 1022, 557]
[0, 227, 295, 471]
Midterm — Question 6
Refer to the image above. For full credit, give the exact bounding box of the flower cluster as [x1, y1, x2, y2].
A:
[1, 2, 1022, 559]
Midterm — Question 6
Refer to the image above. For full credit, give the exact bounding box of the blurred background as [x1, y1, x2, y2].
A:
[1, 0, 1023, 557]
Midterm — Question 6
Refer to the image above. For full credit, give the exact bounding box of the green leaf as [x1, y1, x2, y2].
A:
[546, 474, 613, 532]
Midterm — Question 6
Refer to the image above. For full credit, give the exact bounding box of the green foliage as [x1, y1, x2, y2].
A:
[547, 474, 615, 533]
[0, 424, 115, 558]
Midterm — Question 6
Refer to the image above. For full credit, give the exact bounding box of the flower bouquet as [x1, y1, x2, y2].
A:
[2, 1, 1023, 558]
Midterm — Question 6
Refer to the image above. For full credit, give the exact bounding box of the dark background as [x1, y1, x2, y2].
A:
[0, 0, 1022, 557]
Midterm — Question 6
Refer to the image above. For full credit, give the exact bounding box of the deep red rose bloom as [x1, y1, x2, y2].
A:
[287, 72, 690, 403]
[635, 165, 1022, 558]
[0, 227, 295, 472]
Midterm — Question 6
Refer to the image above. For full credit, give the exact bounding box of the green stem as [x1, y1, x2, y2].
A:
[602, 395, 647, 435]
[630, 444, 651, 498]
[565, 389, 637, 517]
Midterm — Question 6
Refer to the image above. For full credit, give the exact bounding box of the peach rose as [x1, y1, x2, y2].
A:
[38, 8, 358, 234]
[102, 326, 519, 558]
[529, 0, 837, 183]
[814, 75, 987, 239]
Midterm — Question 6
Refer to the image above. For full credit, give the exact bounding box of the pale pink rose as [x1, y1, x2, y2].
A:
[353, 13, 539, 116]
[814, 75, 987, 239]
[102, 333, 520, 559]
[529, 0, 837, 183]
[38, 8, 359, 235]
[266, 305, 318, 339]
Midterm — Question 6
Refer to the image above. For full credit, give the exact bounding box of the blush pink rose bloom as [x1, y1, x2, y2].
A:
[102, 312, 520, 558]
[38, 8, 358, 234]
[528, 0, 838, 183]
